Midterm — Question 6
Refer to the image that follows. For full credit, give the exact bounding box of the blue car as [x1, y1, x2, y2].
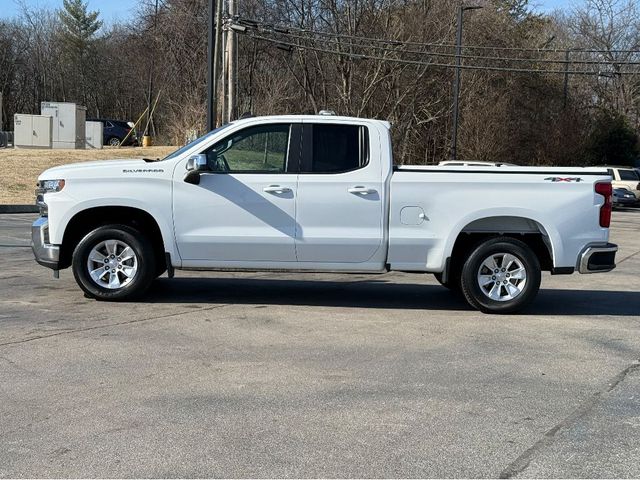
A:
[613, 188, 638, 208]
[88, 118, 139, 147]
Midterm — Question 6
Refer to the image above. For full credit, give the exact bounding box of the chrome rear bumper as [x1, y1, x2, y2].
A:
[31, 217, 60, 270]
[578, 243, 617, 274]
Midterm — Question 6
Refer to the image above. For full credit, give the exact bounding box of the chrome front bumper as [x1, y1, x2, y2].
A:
[31, 217, 60, 270]
[578, 243, 618, 274]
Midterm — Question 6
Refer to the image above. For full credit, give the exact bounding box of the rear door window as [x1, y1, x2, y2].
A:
[619, 169, 639, 181]
[301, 124, 369, 173]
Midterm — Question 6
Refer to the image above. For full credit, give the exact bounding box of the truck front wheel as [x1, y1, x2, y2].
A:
[72, 225, 156, 301]
[460, 237, 541, 314]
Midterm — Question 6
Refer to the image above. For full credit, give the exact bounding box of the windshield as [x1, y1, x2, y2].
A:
[162, 124, 233, 161]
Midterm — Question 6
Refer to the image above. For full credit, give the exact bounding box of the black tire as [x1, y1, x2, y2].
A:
[72, 225, 156, 301]
[107, 136, 121, 147]
[460, 237, 541, 314]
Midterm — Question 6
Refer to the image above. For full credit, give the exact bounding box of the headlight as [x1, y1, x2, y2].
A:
[35, 179, 65, 216]
[40, 179, 65, 192]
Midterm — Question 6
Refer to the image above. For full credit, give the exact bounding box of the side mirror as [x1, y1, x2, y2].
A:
[186, 154, 208, 172]
[184, 154, 208, 185]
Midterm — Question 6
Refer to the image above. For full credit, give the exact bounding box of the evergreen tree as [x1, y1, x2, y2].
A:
[495, 0, 533, 21]
[59, 0, 102, 56]
[58, 0, 102, 105]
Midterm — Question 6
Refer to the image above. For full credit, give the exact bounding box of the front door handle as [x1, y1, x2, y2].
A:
[263, 185, 292, 194]
[348, 186, 377, 195]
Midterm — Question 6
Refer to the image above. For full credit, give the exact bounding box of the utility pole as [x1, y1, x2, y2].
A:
[144, 0, 159, 141]
[221, 0, 229, 124]
[563, 49, 571, 108]
[207, 0, 215, 131]
[208, 0, 224, 130]
[450, 3, 483, 160]
[227, 0, 237, 123]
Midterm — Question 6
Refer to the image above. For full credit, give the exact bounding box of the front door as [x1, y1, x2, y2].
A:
[173, 123, 300, 265]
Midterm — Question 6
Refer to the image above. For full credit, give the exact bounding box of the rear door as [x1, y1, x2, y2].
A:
[294, 122, 386, 266]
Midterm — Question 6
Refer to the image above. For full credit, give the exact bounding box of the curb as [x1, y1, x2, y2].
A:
[0, 205, 39, 214]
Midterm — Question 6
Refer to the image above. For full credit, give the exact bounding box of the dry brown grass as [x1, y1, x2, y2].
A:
[0, 146, 176, 204]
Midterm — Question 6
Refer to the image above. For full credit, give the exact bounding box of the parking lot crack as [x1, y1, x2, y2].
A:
[0, 304, 229, 348]
[0, 355, 36, 375]
[617, 248, 640, 265]
[498, 359, 640, 479]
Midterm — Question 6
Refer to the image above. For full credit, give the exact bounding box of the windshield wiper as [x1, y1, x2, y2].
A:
[142, 157, 160, 163]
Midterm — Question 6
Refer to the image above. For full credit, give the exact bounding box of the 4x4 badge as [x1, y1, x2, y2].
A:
[544, 177, 583, 182]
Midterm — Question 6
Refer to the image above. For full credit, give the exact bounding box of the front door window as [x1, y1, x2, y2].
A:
[206, 124, 292, 173]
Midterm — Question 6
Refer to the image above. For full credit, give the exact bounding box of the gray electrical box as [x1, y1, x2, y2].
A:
[41, 102, 87, 149]
[85, 121, 103, 149]
[14, 114, 53, 149]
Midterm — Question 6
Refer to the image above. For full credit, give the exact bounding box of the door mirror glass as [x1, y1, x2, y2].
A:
[184, 154, 209, 185]
[186, 154, 208, 172]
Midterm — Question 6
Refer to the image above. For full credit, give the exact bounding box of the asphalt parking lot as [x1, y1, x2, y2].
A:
[1, 212, 639, 478]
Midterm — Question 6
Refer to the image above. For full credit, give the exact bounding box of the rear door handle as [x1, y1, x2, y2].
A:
[348, 186, 377, 195]
[263, 185, 292, 194]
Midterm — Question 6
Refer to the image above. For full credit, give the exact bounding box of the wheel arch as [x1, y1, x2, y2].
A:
[445, 213, 560, 274]
[58, 206, 172, 270]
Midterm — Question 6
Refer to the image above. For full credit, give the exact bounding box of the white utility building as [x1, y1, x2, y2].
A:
[14, 114, 53, 149]
[85, 120, 103, 149]
[41, 102, 86, 149]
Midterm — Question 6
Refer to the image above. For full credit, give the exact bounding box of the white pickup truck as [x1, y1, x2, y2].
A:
[32, 114, 618, 313]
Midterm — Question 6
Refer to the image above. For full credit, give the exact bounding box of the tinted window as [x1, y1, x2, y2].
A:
[619, 169, 639, 181]
[206, 124, 291, 173]
[310, 124, 368, 173]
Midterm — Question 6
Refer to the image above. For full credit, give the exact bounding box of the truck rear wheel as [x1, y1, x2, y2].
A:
[460, 237, 541, 314]
[72, 225, 156, 301]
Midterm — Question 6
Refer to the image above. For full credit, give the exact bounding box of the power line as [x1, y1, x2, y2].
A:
[236, 23, 640, 67]
[235, 16, 640, 55]
[241, 31, 640, 76]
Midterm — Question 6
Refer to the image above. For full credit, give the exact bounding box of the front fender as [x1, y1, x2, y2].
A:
[47, 194, 180, 264]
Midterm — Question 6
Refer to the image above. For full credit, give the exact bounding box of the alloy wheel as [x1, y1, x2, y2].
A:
[476, 252, 527, 302]
[86, 239, 138, 289]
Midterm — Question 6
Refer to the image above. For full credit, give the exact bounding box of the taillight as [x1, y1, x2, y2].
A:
[595, 182, 612, 228]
